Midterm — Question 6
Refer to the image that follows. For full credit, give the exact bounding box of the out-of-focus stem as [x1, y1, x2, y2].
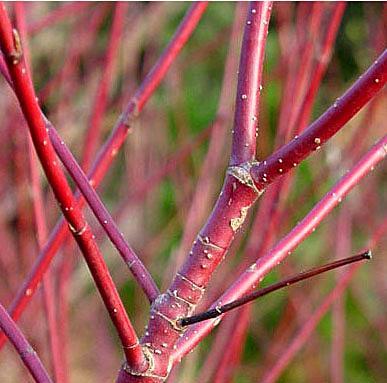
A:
[27, 2, 93, 35]
[212, 306, 251, 383]
[294, 2, 347, 132]
[331, 209, 351, 383]
[81, 2, 128, 171]
[261, 264, 358, 383]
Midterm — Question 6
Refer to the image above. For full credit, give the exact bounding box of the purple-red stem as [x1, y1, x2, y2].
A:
[47, 124, 160, 301]
[0, 302, 52, 383]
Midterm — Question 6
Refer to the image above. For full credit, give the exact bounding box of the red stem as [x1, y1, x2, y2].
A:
[230, 1, 272, 165]
[117, 3, 274, 381]
[174, 134, 387, 361]
[13, 3, 65, 380]
[173, 2, 245, 276]
[0, 1, 208, 351]
[251, 49, 387, 189]
[0, 4, 146, 370]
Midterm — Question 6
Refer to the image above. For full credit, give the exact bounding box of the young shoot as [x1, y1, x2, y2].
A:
[179, 250, 371, 327]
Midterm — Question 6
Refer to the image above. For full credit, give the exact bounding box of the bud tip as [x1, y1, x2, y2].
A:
[363, 250, 372, 260]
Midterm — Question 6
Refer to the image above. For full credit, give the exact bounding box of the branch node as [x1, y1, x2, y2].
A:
[167, 289, 195, 313]
[151, 309, 185, 332]
[176, 273, 205, 298]
[121, 346, 169, 380]
[9, 28, 23, 65]
[68, 223, 88, 236]
[228, 160, 263, 194]
[123, 341, 140, 350]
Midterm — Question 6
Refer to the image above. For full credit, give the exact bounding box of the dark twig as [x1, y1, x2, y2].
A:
[180, 251, 371, 326]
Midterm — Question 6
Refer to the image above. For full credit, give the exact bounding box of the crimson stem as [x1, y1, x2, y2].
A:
[0, 1, 208, 351]
[0, 3, 147, 370]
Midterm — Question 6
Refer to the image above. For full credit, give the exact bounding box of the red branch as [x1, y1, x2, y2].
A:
[230, 2, 272, 165]
[0, 1, 208, 351]
[14, 3, 64, 381]
[117, 3, 274, 381]
[0, 4, 146, 370]
[174, 134, 387, 361]
[251, 49, 387, 189]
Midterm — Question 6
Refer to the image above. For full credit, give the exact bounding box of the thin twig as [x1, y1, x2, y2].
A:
[179, 251, 370, 326]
